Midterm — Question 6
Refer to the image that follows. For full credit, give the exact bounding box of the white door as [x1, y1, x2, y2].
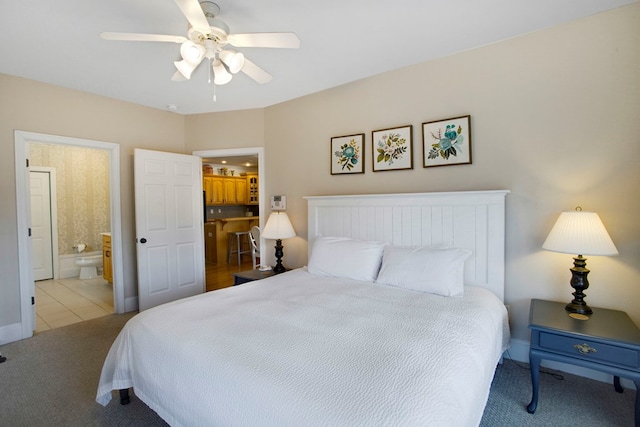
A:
[30, 171, 54, 281]
[134, 149, 205, 311]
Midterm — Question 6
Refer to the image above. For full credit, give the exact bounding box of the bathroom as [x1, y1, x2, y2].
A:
[29, 142, 113, 331]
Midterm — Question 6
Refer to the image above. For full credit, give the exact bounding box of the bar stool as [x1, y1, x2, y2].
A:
[228, 231, 252, 265]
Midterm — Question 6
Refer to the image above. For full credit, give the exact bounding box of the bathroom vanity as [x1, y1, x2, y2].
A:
[102, 233, 112, 283]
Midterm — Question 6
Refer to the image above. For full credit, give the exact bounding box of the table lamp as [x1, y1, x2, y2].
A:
[262, 212, 296, 273]
[542, 207, 618, 315]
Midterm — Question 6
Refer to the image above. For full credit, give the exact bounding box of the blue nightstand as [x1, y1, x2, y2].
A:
[233, 268, 276, 285]
[527, 299, 640, 426]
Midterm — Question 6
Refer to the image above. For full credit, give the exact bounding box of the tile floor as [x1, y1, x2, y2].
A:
[35, 277, 114, 333]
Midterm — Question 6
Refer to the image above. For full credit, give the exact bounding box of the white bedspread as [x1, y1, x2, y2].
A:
[97, 268, 510, 426]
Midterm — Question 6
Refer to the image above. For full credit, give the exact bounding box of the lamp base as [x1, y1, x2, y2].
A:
[565, 301, 593, 315]
[565, 255, 593, 315]
[272, 239, 286, 274]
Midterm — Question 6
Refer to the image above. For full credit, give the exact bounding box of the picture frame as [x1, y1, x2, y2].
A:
[422, 115, 472, 168]
[331, 133, 365, 175]
[371, 125, 413, 172]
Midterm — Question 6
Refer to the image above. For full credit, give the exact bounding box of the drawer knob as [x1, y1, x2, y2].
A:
[573, 343, 597, 354]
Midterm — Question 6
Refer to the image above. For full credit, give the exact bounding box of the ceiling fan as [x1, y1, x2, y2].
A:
[101, 0, 299, 86]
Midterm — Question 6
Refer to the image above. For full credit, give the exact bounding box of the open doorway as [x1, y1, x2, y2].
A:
[193, 147, 265, 291]
[28, 145, 114, 332]
[14, 131, 124, 339]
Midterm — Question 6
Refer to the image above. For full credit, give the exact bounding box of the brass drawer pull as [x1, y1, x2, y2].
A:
[573, 343, 597, 354]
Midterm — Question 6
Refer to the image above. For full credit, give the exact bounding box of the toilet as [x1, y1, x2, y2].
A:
[76, 255, 103, 280]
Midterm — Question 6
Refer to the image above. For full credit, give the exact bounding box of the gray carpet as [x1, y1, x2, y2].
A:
[0, 313, 635, 426]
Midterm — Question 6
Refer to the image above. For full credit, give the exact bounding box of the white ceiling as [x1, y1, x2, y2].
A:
[1, 0, 635, 115]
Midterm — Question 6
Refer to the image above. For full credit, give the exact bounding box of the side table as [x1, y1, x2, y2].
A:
[233, 268, 276, 285]
[527, 298, 640, 426]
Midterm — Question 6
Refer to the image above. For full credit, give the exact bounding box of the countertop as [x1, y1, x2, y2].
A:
[206, 216, 258, 223]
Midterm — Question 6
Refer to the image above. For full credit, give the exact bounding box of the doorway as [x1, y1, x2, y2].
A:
[28, 145, 114, 332]
[193, 147, 265, 290]
[14, 131, 124, 339]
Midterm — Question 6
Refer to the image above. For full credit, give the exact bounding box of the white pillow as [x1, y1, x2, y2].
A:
[307, 236, 386, 282]
[375, 246, 472, 297]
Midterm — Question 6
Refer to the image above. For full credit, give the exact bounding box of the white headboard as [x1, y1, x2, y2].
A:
[304, 190, 509, 301]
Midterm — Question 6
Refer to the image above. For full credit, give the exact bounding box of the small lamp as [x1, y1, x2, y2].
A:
[261, 212, 296, 274]
[542, 207, 618, 315]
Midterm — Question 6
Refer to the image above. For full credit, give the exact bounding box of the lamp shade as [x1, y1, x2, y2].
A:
[212, 59, 232, 85]
[219, 50, 245, 74]
[180, 41, 205, 64]
[542, 210, 618, 256]
[174, 59, 197, 79]
[262, 212, 296, 240]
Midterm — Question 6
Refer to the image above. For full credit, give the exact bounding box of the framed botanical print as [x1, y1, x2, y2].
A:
[422, 115, 472, 168]
[331, 133, 365, 174]
[372, 125, 413, 172]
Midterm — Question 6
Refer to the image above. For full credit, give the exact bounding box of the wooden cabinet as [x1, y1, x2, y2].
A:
[203, 176, 215, 205]
[203, 175, 227, 205]
[214, 217, 260, 265]
[203, 175, 255, 205]
[211, 177, 224, 204]
[204, 223, 217, 264]
[246, 173, 259, 205]
[235, 178, 247, 204]
[223, 178, 237, 204]
[102, 233, 112, 284]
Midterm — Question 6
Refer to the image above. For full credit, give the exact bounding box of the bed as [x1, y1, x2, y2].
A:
[97, 190, 511, 426]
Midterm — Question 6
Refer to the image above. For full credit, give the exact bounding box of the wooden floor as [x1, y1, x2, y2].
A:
[206, 254, 254, 292]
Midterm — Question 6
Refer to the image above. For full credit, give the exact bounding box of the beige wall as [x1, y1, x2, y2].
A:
[189, 4, 640, 341]
[0, 75, 185, 328]
[185, 109, 265, 150]
[1, 4, 638, 345]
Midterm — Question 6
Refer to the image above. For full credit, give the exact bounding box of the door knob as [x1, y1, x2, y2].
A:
[140, 238, 147, 244]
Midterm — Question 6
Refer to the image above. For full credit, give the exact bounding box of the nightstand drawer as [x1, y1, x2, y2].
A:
[538, 331, 640, 370]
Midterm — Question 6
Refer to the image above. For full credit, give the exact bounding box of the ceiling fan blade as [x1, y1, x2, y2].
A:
[241, 58, 272, 84]
[174, 0, 211, 35]
[101, 32, 187, 43]
[228, 33, 300, 49]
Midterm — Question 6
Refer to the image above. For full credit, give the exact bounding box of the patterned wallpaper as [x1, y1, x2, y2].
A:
[29, 143, 110, 255]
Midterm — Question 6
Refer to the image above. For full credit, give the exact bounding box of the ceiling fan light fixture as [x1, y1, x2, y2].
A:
[174, 59, 197, 79]
[180, 41, 205, 64]
[219, 50, 245, 74]
[212, 59, 232, 85]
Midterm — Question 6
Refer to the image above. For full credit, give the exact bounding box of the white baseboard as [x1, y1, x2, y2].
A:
[0, 322, 23, 346]
[124, 296, 139, 313]
[506, 338, 636, 390]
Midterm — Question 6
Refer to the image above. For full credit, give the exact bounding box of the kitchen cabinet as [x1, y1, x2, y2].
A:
[203, 176, 215, 205]
[223, 178, 237, 204]
[235, 178, 247, 204]
[246, 173, 259, 205]
[214, 217, 260, 265]
[203, 175, 254, 206]
[203, 175, 228, 205]
[204, 223, 217, 264]
[211, 177, 224, 204]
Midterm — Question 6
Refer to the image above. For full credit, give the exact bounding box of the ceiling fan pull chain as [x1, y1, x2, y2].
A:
[207, 57, 217, 102]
